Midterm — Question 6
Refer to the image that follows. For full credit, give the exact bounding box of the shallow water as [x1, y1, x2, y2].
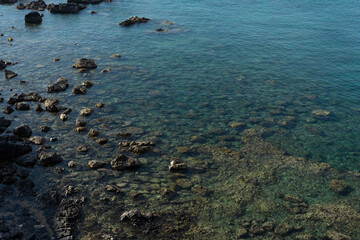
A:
[1, 0, 360, 239]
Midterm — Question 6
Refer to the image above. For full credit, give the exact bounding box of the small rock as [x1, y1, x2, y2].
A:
[36, 147, 63, 166]
[156, 28, 164, 32]
[80, 108, 93, 116]
[17, 3, 26, 9]
[8, 37, 13, 42]
[13, 125, 32, 138]
[169, 159, 187, 172]
[90, 10, 96, 14]
[68, 161, 77, 168]
[88, 129, 100, 137]
[116, 132, 131, 138]
[35, 104, 44, 112]
[29, 136, 45, 145]
[228, 122, 246, 129]
[249, 225, 265, 235]
[73, 85, 87, 94]
[5, 70, 17, 79]
[76, 145, 89, 152]
[96, 137, 108, 145]
[312, 109, 331, 118]
[54, 58, 60, 61]
[100, 67, 111, 73]
[39, 125, 50, 132]
[73, 58, 97, 69]
[75, 127, 88, 133]
[60, 113, 68, 121]
[43, 99, 62, 112]
[76, 118, 86, 127]
[15, 155, 37, 168]
[119, 16, 150, 26]
[105, 184, 121, 193]
[95, 103, 104, 108]
[15, 102, 30, 111]
[111, 54, 121, 58]
[62, 108, 72, 115]
[47, 78, 69, 93]
[330, 179, 351, 195]
[2, 106, 14, 114]
[111, 154, 141, 170]
[82, 81, 93, 87]
[50, 137, 57, 142]
[88, 160, 106, 169]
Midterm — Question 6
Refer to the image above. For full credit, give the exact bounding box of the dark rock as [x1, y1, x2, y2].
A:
[73, 58, 97, 69]
[0, 60, 6, 70]
[68, 0, 103, 4]
[39, 125, 50, 132]
[116, 132, 131, 138]
[38, 188, 61, 206]
[75, 127, 87, 133]
[82, 81, 93, 88]
[0, 137, 31, 162]
[15, 179, 35, 195]
[105, 184, 121, 193]
[88, 129, 100, 137]
[88, 160, 106, 169]
[47, 3, 86, 14]
[15, 155, 37, 167]
[25, 11, 42, 24]
[16, 3, 25, 9]
[76, 145, 89, 152]
[50, 137, 58, 142]
[169, 159, 187, 172]
[47, 78, 69, 93]
[13, 125, 32, 138]
[156, 28, 164, 32]
[111, 154, 141, 170]
[0, 0, 17, 4]
[120, 210, 153, 226]
[36, 147, 63, 166]
[0, 117, 11, 129]
[35, 104, 44, 112]
[330, 179, 351, 195]
[96, 137, 108, 145]
[15, 102, 30, 110]
[29, 136, 45, 145]
[25, 0, 47, 11]
[5, 70, 17, 79]
[8, 92, 44, 104]
[43, 99, 62, 112]
[119, 16, 150, 26]
[75, 118, 86, 127]
[72, 85, 87, 94]
[249, 225, 265, 235]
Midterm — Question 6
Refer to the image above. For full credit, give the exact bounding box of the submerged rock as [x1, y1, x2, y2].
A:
[111, 154, 141, 170]
[39, 125, 50, 132]
[2, 106, 14, 114]
[88, 129, 100, 137]
[25, 11, 42, 24]
[80, 108, 93, 116]
[5, 70, 17, 79]
[76, 145, 89, 152]
[76, 118, 87, 127]
[0, 0, 17, 4]
[36, 147, 63, 166]
[312, 109, 331, 118]
[120, 210, 153, 226]
[73, 58, 97, 69]
[47, 78, 69, 93]
[325, 230, 351, 240]
[88, 160, 106, 169]
[82, 80, 93, 88]
[96, 137, 108, 145]
[330, 179, 351, 195]
[118, 140, 155, 154]
[0, 137, 31, 162]
[68, 0, 103, 4]
[13, 125, 32, 138]
[119, 16, 150, 26]
[15, 155, 37, 167]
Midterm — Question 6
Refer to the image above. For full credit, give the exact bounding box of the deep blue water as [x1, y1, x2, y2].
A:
[1, 0, 360, 238]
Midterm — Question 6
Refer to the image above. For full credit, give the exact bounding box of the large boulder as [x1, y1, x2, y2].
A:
[13, 125, 32, 138]
[73, 58, 97, 69]
[25, 11, 43, 24]
[36, 147, 63, 166]
[46, 3, 86, 14]
[119, 16, 150, 26]
[110, 154, 141, 170]
[47, 78, 69, 93]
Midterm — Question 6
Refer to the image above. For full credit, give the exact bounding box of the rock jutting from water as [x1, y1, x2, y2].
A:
[25, 12, 43, 24]
[13, 125, 32, 138]
[119, 16, 150, 26]
[46, 3, 86, 14]
[73, 58, 97, 69]
[24, 0, 47, 10]
[36, 147, 63, 166]
[110, 154, 141, 170]
[5, 70, 17, 79]
[47, 78, 69, 93]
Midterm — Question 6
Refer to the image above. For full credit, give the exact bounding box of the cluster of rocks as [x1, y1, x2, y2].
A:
[47, 3, 86, 14]
[119, 16, 150, 26]
[118, 140, 155, 154]
[17, 0, 47, 10]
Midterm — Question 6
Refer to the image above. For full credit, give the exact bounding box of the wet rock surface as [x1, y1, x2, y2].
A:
[13, 125, 32, 138]
[47, 3, 86, 14]
[25, 11, 43, 24]
[73, 58, 97, 69]
[47, 78, 69, 93]
[4, 69, 17, 79]
[119, 16, 150, 26]
[43, 98, 62, 112]
[36, 147, 63, 166]
[110, 154, 141, 170]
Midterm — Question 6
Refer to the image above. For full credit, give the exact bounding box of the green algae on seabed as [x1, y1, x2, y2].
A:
[67, 127, 360, 239]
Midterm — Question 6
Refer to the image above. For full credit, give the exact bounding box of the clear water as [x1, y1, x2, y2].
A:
[1, 0, 360, 239]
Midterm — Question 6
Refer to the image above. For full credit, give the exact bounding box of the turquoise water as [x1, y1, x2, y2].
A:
[1, 0, 360, 239]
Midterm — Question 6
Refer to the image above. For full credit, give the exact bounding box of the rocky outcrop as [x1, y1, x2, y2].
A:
[47, 3, 86, 14]
[73, 58, 97, 69]
[110, 154, 141, 170]
[7, 92, 45, 104]
[47, 78, 69, 93]
[36, 147, 63, 166]
[25, 11, 43, 24]
[67, 0, 103, 4]
[119, 16, 150, 26]
[25, 0, 47, 10]
[72, 85, 87, 94]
